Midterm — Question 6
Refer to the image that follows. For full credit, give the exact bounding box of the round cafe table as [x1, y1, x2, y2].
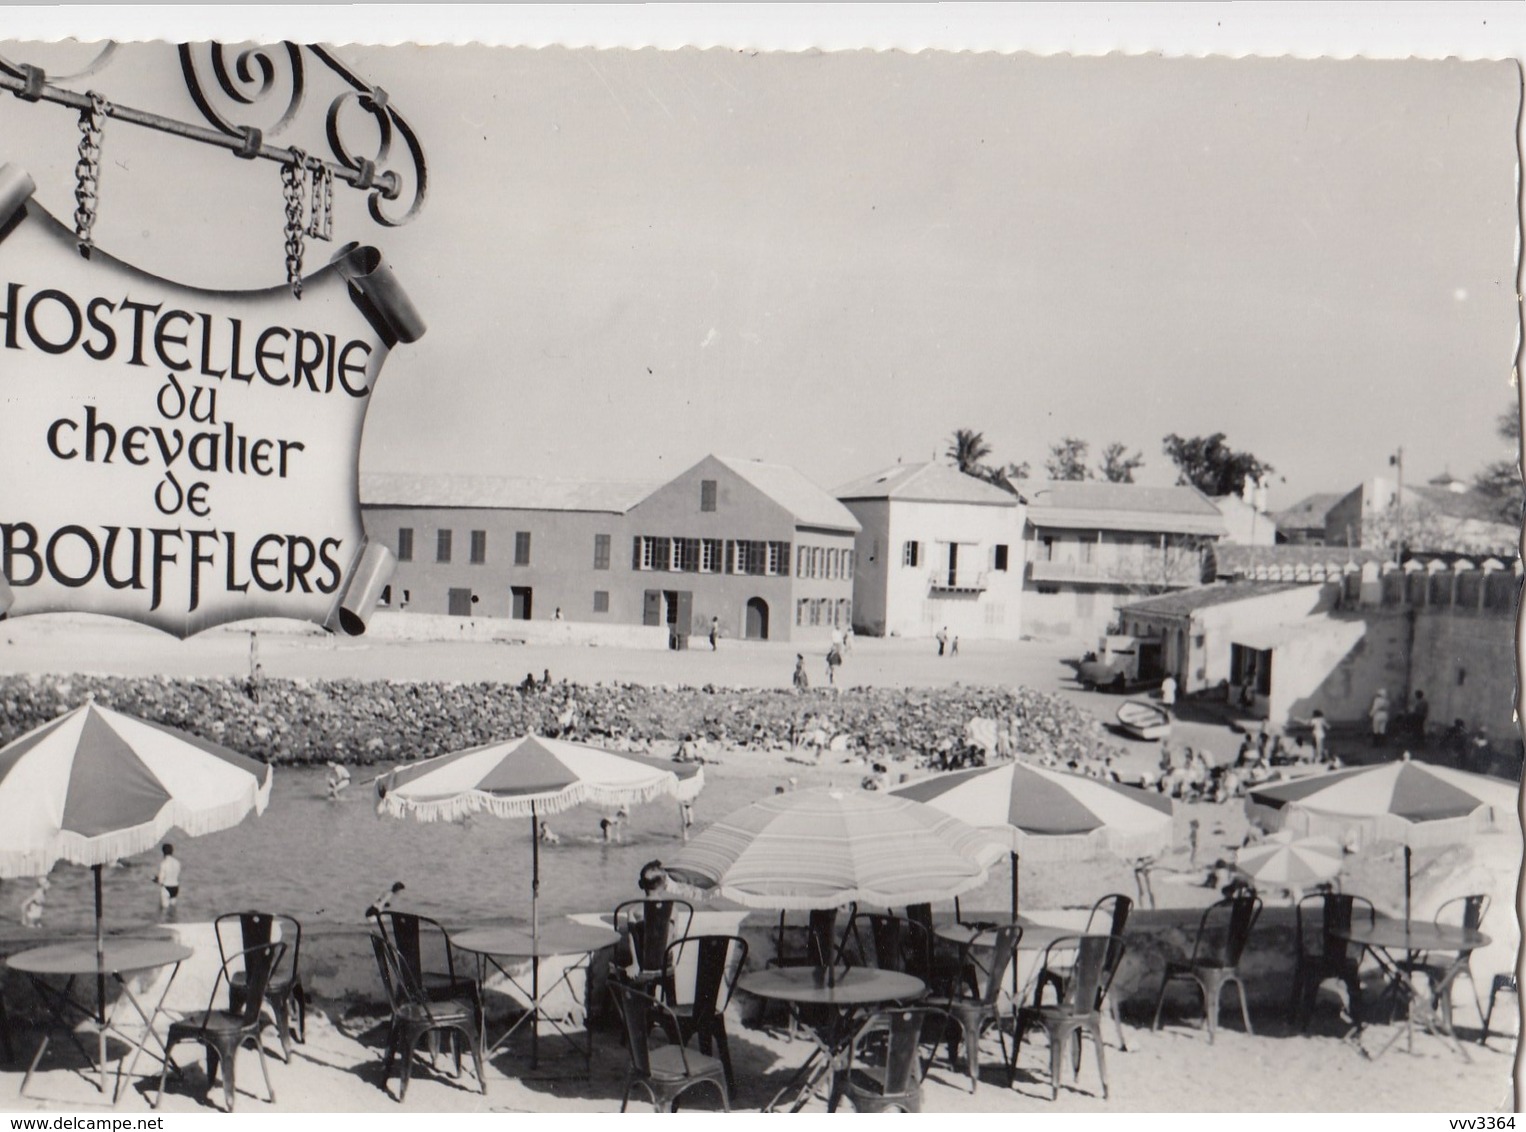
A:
[739, 966, 925, 1112]
[934, 916, 1073, 954]
[1330, 918, 1490, 1061]
[452, 920, 619, 1072]
[8, 938, 194, 1103]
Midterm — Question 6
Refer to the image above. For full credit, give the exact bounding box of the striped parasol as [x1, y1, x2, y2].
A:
[889, 761, 1176, 914]
[377, 734, 689, 948]
[0, 700, 273, 1022]
[664, 787, 999, 911]
[1246, 754, 1518, 924]
[1235, 832, 1344, 891]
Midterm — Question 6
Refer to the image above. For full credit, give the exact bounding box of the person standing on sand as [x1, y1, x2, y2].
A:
[709, 616, 720, 651]
[1160, 674, 1177, 716]
[826, 643, 843, 686]
[792, 654, 809, 692]
[936, 627, 948, 657]
[1369, 688, 1390, 746]
[155, 844, 181, 919]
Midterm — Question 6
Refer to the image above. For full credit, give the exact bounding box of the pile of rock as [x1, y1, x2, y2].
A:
[0, 672, 1125, 769]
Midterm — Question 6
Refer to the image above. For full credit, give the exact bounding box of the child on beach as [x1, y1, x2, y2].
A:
[21, 877, 48, 928]
[155, 844, 181, 918]
[792, 655, 809, 692]
[539, 823, 561, 846]
[326, 762, 351, 800]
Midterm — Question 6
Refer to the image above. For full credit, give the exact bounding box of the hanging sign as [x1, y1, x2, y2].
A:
[0, 164, 419, 637]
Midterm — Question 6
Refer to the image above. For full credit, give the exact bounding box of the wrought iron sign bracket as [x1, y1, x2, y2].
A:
[0, 42, 427, 228]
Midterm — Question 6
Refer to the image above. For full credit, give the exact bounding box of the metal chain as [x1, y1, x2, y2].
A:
[73, 92, 110, 259]
[281, 147, 308, 299]
[307, 159, 333, 242]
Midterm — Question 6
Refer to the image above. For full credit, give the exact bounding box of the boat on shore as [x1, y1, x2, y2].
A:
[1116, 699, 1171, 741]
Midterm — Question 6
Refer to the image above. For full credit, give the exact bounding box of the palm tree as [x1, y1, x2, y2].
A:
[945, 429, 992, 475]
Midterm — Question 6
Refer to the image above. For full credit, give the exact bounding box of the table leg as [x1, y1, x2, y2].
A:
[109, 962, 184, 1102]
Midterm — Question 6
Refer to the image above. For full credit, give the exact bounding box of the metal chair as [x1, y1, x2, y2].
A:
[1151, 891, 1261, 1042]
[155, 942, 285, 1112]
[0, 989, 14, 1063]
[368, 909, 480, 1012]
[938, 922, 1023, 1093]
[1481, 974, 1517, 1046]
[612, 898, 695, 991]
[216, 911, 307, 1061]
[1016, 933, 1124, 1101]
[766, 906, 852, 1039]
[1290, 892, 1373, 1031]
[1414, 894, 1491, 1032]
[1034, 894, 1132, 1050]
[370, 933, 486, 1101]
[827, 1006, 950, 1113]
[840, 912, 935, 987]
[609, 981, 729, 1112]
[661, 935, 748, 1096]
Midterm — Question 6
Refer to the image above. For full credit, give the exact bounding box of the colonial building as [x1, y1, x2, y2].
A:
[361, 455, 859, 643]
[1017, 482, 1227, 642]
[1117, 559, 1521, 744]
[1324, 474, 1516, 557]
[834, 462, 1024, 639]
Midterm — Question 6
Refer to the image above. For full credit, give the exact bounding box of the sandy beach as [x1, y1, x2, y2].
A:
[0, 617, 1518, 1113]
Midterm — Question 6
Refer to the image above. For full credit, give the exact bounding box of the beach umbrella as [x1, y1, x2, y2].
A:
[1246, 753, 1518, 925]
[1234, 832, 1344, 891]
[664, 787, 1000, 911]
[375, 734, 687, 950]
[889, 761, 1176, 915]
[0, 700, 273, 1022]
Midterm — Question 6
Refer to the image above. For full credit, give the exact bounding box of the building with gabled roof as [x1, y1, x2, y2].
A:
[1273, 492, 1344, 545]
[1017, 480, 1228, 642]
[361, 454, 858, 643]
[835, 462, 1024, 639]
[1324, 475, 1517, 557]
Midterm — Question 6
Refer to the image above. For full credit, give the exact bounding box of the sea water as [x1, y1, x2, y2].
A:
[0, 765, 771, 940]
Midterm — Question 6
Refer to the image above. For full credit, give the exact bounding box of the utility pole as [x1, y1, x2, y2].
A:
[1388, 446, 1405, 561]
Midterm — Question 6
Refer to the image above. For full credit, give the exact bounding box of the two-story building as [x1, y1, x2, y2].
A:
[1017, 481, 1227, 642]
[834, 462, 1025, 639]
[361, 454, 859, 643]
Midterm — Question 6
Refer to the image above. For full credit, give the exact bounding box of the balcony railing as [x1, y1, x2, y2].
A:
[1026, 556, 1201, 587]
[928, 570, 988, 594]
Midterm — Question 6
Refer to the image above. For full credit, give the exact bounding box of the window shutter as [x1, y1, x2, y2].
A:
[633, 536, 643, 569]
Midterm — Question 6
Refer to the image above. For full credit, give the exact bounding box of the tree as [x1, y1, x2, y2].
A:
[1161, 432, 1274, 497]
[1097, 442, 1144, 484]
[1045, 437, 1092, 481]
[945, 429, 992, 476]
[1473, 404, 1523, 525]
[1110, 533, 1214, 595]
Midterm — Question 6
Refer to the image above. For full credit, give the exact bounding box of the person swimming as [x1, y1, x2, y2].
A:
[366, 880, 406, 918]
[539, 823, 561, 846]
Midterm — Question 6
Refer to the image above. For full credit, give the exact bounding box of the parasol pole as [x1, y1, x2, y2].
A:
[531, 801, 540, 1069]
[1404, 845, 1412, 930]
[93, 863, 106, 1025]
[1010, 851, 1020, 920]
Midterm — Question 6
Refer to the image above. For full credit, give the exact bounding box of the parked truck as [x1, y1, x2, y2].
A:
[1076, 633, 1164, 692]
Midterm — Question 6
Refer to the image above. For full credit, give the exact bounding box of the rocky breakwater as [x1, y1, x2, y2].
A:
[0, 672, 1126, 770]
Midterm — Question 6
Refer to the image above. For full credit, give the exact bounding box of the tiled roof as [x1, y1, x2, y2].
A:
[1021, 482, 1227, 537]
[360, 473, 659, 513]
[714, 457, 861, 532]
[1118, 582, 1312, 617]
[1407, 483, 1511, 525]
[834, 462, 1018, 506]
[1273, 492, 1343, 530]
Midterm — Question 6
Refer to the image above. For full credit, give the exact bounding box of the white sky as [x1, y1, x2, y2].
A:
[1, 5, 1521, 511]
